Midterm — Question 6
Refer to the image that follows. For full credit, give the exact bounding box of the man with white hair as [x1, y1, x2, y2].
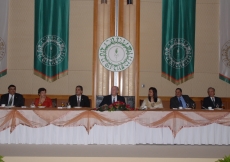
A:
[99, 86, 126, 107]
[202, 87, 222, 109]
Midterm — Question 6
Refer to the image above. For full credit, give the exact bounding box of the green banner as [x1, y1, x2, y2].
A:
[162, 0, 196, 85]
[34, 0, 69, 82]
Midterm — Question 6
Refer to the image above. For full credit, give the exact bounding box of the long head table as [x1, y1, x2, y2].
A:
[0, 107, 230, 145]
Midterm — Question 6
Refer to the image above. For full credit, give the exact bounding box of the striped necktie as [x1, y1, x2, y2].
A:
[77, 97, 80, 106]
[212, 97, 215, 106]
[8, 95, 13, 106]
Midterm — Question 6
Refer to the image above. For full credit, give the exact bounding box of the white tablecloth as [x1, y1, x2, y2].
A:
[0, 109, 230, 145]
[0, 122, 230, 145]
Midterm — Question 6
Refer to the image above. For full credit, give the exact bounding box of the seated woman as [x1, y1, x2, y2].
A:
[140, 87, 163, 109]
[34, 88, 52, 108]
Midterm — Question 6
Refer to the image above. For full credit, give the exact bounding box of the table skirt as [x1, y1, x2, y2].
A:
[0, 122, 230, 145]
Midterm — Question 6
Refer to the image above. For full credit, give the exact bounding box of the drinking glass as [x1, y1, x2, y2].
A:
[216, 104, 219, 108]
[30, 102, 35, 108]
[66, 102, 71, 108]
[192, 103, 195, 109]
[186, 103, 189, 108]
[61, 101, 64, 107]
[222, 104, 225, 109]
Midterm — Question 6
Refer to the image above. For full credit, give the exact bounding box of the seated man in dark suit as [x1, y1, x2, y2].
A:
[202, 87, 222, 109]
[99, 86, 126, 107]
[68, 85, 90, 107]
[170, 88, 195, 109]
[0, 84, 24, 107]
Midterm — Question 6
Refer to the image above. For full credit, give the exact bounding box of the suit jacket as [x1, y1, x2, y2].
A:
[99, 95, 126, 107]
[170, 95, 195, 109]
[68, 95, 90, 107]
[202, 96, 222, 109]
[0, 93, 24, 107]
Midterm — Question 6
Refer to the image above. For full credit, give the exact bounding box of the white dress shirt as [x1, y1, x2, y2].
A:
[76, 95, 81, 101]
[8, 94, 14, 106]
[111, 95, 117, 103]
[210, 97, 215, 102]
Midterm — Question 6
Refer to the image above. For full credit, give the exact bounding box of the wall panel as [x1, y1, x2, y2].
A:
[1, 0, 229, 100]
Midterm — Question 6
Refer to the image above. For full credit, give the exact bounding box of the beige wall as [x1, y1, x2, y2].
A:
[140, 0, 227, 97]
[0, 0, 228, 98]
[0, 0, 94, 95]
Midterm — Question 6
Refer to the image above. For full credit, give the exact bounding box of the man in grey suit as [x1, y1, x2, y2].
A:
[170, 88, 195, 109]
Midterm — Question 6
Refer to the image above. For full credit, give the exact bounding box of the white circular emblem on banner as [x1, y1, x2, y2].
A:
[0, 37, 6, 61]
[221, 40, 230, 68]
[164, 38, 193, 69]
[98, 36, 134, 72]
[36, 35, 66, 66]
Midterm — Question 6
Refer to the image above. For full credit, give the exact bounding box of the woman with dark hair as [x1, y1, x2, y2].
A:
[34, 88, 52, 108]
[140, 87, 163, 109]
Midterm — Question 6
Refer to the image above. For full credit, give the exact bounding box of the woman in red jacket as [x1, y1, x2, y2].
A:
[34, 88, 52, 108]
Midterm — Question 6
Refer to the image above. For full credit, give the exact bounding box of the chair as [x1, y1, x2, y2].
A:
[96, 96, 104, 108]
[23, 97, 25, 106]
[200, 100, 204, 109]
[51, 98, 57, 107]
[139, 99, 144, 107]
[123, 96, 135, 108]
[89, 99, 92, 108]
[222, 101, 227, 109]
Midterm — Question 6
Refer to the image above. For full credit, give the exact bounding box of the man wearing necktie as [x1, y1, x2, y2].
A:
[170, 88, 195, 109]
[99, 86, 126, 107]
[202, 87, 222, 109]
[0, 85, 24, 107]
[68, 85, 90, 107]
[77, 96, 80, 106]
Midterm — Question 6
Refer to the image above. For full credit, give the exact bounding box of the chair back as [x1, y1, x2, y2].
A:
[51, 98, 57, 107]
[96, 96, 104, 108]
[124, 96, 135, 108]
